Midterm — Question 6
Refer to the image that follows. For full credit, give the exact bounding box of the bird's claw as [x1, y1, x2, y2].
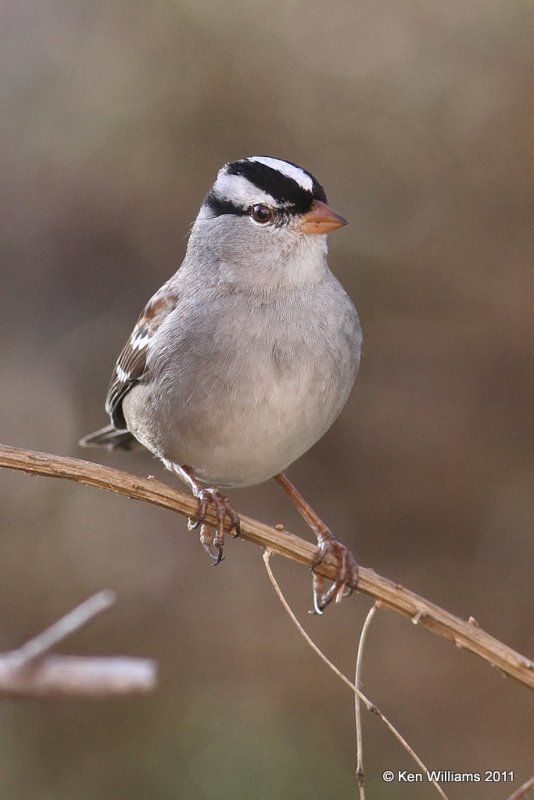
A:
[309, 536, 359, 614]
[199, 523, 225, 565]
[188, 487, 240, 565]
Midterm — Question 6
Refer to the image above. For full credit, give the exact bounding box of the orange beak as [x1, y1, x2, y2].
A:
[299, 199, 348, 235]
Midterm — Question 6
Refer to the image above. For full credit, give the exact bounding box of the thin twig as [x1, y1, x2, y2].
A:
[0, 592, 156, 698]
[262, 551, 369, 697]
[1, 443, 533, 690]
[12, 590, 116, 665]
[355, 603, 377, 800]
[262, 550, 449, 800]
[505, 775, 534, 800]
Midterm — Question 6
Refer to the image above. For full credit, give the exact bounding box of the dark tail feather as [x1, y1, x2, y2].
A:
[79, 424, 137, 451]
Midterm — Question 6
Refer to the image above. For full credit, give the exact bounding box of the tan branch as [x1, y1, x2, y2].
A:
[1, 443, 533, 691]
[0, 589, 156, 698]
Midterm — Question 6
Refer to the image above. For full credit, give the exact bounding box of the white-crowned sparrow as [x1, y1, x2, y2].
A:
[81, 156, 361, 612]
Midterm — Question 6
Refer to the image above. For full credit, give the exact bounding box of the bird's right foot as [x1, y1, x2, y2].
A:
[187, 486, 241, 564]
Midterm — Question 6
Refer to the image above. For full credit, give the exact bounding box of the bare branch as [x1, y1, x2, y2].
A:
[0, 656, 155, 698]
[0, 590, 156, 698]
[0, 656, 156, 698]
[1, 443, 533, 691]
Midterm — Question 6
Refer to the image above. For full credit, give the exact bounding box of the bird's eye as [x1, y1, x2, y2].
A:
[250, 204, 273, 224]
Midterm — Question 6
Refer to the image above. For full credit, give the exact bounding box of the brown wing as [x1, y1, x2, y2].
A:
[105, 284, 178, 428]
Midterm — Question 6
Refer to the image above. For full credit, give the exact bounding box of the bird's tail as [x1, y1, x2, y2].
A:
[79, 424, 137, 451]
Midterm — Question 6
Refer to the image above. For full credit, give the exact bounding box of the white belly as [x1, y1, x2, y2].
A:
[176, 364, 349, 487]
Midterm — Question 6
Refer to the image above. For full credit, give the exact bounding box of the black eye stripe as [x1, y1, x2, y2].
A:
[205, 191, 247, 217]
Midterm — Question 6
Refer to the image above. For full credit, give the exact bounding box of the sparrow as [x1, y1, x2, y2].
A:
[81, 156, 361, 612]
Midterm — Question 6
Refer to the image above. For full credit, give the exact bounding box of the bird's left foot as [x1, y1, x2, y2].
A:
[311, 535, 359, 614]
[272, 473, 358, 614]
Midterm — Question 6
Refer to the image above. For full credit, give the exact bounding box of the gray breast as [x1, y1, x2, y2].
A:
[124, 274, 361, 487]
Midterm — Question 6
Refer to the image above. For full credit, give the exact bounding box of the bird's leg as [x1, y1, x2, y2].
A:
[173, 465, 241, 565]
[274, 472, 358, 613]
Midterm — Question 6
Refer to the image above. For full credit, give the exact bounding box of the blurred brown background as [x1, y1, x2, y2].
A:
[1, 1, 533, 798]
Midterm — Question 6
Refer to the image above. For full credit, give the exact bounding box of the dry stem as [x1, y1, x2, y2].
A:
[262, 551, 448, 800]
[355, 603, 377, 799]
[1, 443, 533, 691]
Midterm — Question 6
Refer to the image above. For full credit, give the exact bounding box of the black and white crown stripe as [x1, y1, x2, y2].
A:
[250, 156, 315, 193]
[204, 156, 327, 218]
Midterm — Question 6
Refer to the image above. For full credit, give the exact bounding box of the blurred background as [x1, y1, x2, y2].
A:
[1, 1, 533, 797]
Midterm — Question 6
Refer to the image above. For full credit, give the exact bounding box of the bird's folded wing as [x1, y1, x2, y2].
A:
[105, 283, 178, 428]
